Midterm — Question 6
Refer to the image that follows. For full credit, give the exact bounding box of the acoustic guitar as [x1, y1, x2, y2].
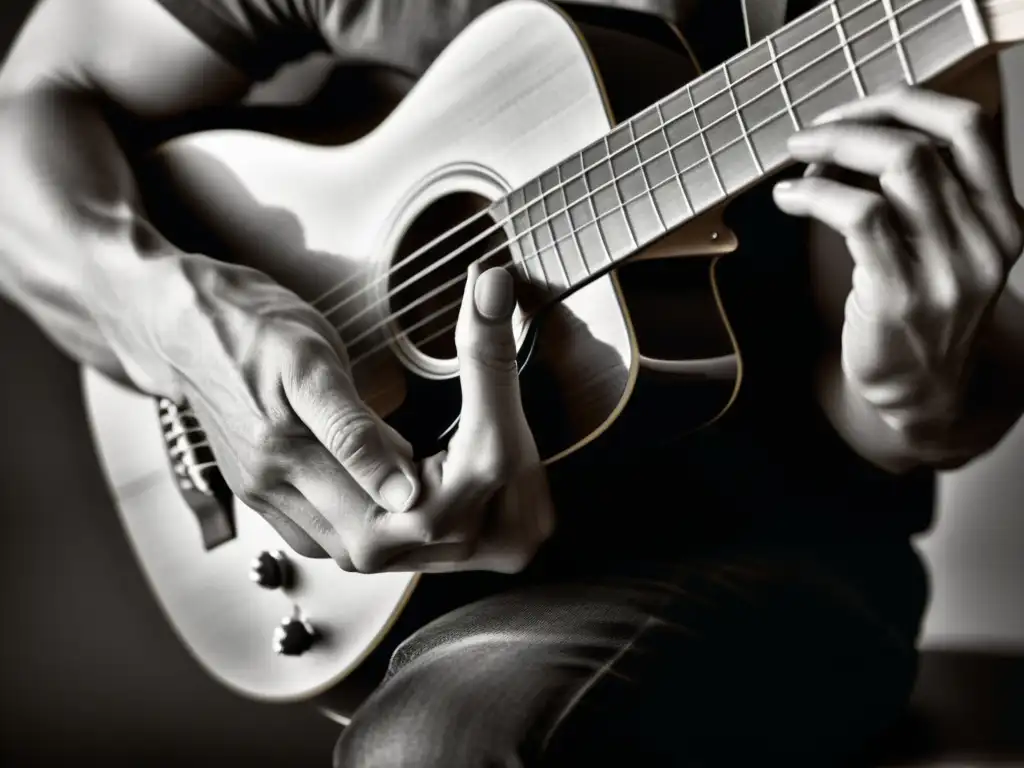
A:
[81, 0, 1023, 719]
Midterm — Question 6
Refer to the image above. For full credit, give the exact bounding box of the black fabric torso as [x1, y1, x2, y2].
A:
[545, 0, 936, 553]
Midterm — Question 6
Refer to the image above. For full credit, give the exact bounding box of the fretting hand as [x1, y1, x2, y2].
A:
[773, 86, 1024, 438]
[150, 253, 552, 574]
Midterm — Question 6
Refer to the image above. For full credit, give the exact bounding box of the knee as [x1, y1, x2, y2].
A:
[332, 715, 428, 768]
[331, 684, 520, 768]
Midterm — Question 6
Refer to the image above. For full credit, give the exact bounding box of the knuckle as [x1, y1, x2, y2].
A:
[344, 506, 392, 573]
[335, 551, 360, 573]
[343, 540, 382, 574]
[409, 513, 445, 546]
[288, 336, 341, 392]
[455, 332, 518, 374]
[243, 315, 289, 367]
[956, 103, 986, 137]
[322, 408, 379, 467]
[473, 463, 505, 493]
[242, 426, 298, 481]
[893, 139, 935, 177]
[247, 419, 282, 454]
[445, 539, 478, 563]
[292, 332, 330, 369]
[237, 454, 282, 498]
[470, 446, 512, 492]
[236, 483, 268, 510]
[930, 280, 962, 313]
[800, 177, 827, 198]
[850, 197, 890, 237]
[972, 254, 1006, 297]
[881, 285, 918, 322]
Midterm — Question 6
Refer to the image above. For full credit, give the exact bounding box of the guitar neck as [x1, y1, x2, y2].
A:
[493, 0, 991, 297]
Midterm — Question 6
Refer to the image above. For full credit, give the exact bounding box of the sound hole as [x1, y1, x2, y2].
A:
[389, 192, 511, 361]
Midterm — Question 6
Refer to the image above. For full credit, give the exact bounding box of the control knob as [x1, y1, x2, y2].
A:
[250, 550, 290, 590]
[273, 617, 317, 656]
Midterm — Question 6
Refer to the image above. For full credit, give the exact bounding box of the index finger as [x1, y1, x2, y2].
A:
[284, 336, 420, 514]
[811, 87, 1016, 239]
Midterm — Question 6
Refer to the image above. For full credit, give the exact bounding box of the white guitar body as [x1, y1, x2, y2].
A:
[81, 0, 1022, 712]
[82, 1, 729, 705]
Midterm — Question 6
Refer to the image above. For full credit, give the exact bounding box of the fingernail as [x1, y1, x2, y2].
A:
[380, 471, 414, 513]
[474, 268, 515, 321]
[773, 180, 796, 198]
[787, 131, 818, 151]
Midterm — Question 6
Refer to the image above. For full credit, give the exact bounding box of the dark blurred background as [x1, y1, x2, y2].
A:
[1, 2, 1022, 767]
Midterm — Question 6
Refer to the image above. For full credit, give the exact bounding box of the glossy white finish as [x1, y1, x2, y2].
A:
[82, 0, 633, 702]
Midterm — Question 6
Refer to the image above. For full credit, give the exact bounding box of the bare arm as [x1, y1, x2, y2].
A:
[812, 228, 1024, 474]
[0, 0, 552, 572]
[0, 0, 250, 392]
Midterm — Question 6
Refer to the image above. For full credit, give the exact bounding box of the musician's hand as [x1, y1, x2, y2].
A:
[773, 86, 1024, 436]
[371, 263, 555, 574]
[152, 253, 421, 562]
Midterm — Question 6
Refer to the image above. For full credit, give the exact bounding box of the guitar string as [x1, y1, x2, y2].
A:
[341, 0, 955, 366]
[306, 0, 884, 318]
[326, 0, 952, 349]
[312, 0, 929, 331]
[171, 0, 955, 424]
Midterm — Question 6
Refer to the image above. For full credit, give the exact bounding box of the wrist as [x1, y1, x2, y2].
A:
[85, 237, 196, 399]
[861, 384, 978, 468]
[840, 340, 961, 428]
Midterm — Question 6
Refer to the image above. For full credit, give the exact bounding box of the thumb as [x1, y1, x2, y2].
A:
[455, 264, 522, 427]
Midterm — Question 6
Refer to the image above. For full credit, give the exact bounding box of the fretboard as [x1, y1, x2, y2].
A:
[493, 0, 989, 297]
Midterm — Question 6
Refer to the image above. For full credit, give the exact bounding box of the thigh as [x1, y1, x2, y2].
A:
[333, 547, 923, 768]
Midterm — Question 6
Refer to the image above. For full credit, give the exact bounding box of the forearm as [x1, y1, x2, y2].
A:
[816, 286, 1024, 473]
[0, 84, 183, 393]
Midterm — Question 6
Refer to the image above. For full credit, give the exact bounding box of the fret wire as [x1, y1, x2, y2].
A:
[832, 0, 866, 97]
[507, 0, 928, 245]
[960, 0, 990, 45]
[525, 185, 550, 284]
[880, 0, 917, 84]
[540, 179, 571, 285]
[655, 102, 694, 217]
[556, 163, 590, 278]
[603, 135, 638, 249]
[630, 119, 666, 231]
[512, 244, 532, 284]
[507, 198, 533, 284]
[507, 0, 963, 278]
[351, 0, 970, 368]
[764, 32, 801, 130]
[486, 0, 962, 288]
[580, 153, 614, 265]
[687, 84, 727, 196]
[722, 60, 763, 175]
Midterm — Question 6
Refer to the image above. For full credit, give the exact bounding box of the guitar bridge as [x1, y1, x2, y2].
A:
[158, 398, 236, 550]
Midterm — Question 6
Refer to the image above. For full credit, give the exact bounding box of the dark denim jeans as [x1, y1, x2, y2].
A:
[332, 512, 927, 767]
